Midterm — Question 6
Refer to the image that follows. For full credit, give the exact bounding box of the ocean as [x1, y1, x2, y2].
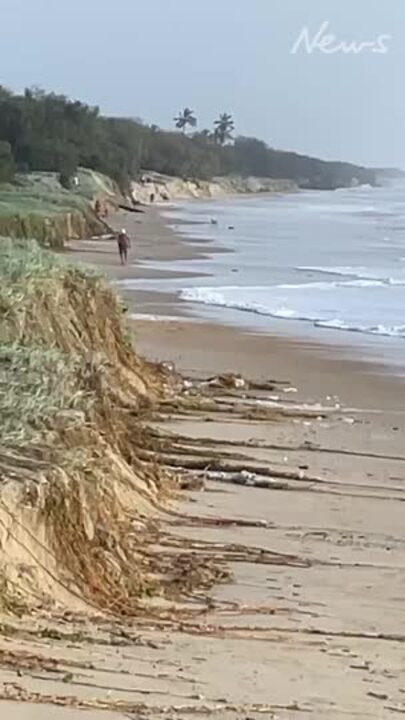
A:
[128, 181, 405, 364]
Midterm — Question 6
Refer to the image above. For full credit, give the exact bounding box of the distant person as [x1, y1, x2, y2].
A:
[117, 228, 130, 265]
[150, 192, 155, 203]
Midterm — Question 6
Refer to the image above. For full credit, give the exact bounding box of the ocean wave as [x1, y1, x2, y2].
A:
[278, 279, 384, 290]
[180, 287, 303, 319]
[180, 286, 405, 339]
[297, 265, 405, 286]
[316, 319, 405, 338]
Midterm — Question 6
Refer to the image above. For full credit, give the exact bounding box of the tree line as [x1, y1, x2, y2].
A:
[0, 88, 375, 191]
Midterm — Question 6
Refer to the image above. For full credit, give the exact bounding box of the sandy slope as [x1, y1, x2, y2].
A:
[1, 207, 405, 719]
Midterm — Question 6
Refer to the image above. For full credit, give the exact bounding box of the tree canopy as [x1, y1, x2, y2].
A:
[214, 113, 235, 145]
[0, 87, 375, 191]
[173, 108, 197, 133]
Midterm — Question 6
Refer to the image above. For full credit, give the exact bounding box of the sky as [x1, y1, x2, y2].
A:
[0, 0, 403, 167]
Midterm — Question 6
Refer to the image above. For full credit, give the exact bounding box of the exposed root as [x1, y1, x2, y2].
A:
[159, 534, 309, 568]
[154, 427, 405, 463]
[166, 512, 273, 530]
[158, 395, 327, 422]
[145, 452, 324, 484]
[0, 684, 307, 716]
[0, 242, 343, 624]
[0, 243, 230, 615]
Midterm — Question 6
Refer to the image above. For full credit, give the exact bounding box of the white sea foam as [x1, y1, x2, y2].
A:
[181, 287, 304, 320]
[143, 183, 405, 346]
[180, 285, 405, 338]
[316, 319, 405, 337]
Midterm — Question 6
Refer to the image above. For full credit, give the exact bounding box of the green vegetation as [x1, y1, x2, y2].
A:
[173, 107, 197, 133]
[0, 239, 130, 452]
[0, 169, 109, 247]
[0, 345, 81, 446]
[0, 142, 14, 183]
[0, 86, 375, 190]
[0, 240, 114, 453]
[0, 239, 162, 610]
[214, 113, 235, 145]
[0, 240, 227, 612]
[0, 240, 91, 449]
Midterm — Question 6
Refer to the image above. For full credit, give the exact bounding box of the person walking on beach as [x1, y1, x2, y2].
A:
[117, 228, 130, 265]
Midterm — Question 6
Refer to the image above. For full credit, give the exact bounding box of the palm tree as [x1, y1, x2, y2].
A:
[174, 108, 197, 133]
[213, 112, 235, 145]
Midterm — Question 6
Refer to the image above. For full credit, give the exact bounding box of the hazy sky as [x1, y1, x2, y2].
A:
[1, 0, 403, 167]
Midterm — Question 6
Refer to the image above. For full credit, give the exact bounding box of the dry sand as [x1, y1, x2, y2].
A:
[2, 206, 405, 719]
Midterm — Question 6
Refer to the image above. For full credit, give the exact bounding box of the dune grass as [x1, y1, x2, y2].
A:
[0, 240, 171, 612]
[0, 241, 229, 616]
[0, 171, 110, 247]
[0, 345, 83, 446]
[0, 239, 97, 448]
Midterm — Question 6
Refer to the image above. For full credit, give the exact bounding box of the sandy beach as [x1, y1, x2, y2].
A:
[70, 205, 405, 409]
[2, 205, 405, 719]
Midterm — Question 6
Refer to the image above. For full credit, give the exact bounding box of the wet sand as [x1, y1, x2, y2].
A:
[2, 206, 405, 719]
[69, 205, 405, 411]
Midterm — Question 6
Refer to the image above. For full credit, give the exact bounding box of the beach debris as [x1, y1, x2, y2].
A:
[155, 451, 325, 485]
[205, 373, 247, 390]
[169, 514, 273, 530]
[284, 386, 298, 393]
[162, 385, 329, 422]
[162, 360, 175, 373]
[0, 682, 307, 716]
[367, 691, 388, 700]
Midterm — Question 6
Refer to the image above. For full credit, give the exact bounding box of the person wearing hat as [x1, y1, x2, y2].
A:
[117, 228, 130, 265]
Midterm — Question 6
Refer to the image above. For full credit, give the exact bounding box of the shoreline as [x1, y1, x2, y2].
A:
[153, 195, 405, 375]
[6, 205, 404, 719]
[68, 202, 405, 406]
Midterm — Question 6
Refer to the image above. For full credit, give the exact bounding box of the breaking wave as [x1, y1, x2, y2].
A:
[180, 284, 405, 339]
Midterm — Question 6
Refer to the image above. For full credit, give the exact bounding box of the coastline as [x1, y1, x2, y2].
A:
[69, 203, 405, 409]
[146, 189, 405, 369]
[130, 172, 298, 204]
[48, 204, 405, 718]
